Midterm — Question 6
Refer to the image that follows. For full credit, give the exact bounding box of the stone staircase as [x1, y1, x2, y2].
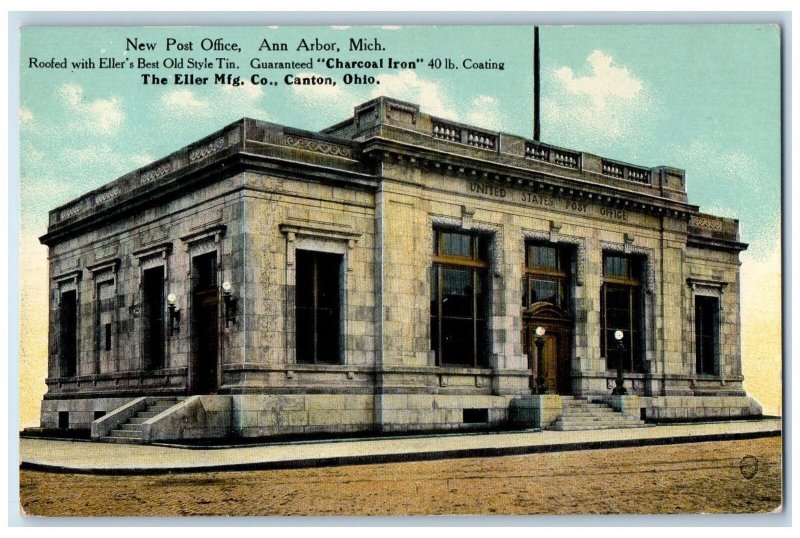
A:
[546, 397, 649, 431]
[101, 397, 182, 444]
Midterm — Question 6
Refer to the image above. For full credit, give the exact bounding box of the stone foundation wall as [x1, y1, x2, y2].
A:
[41, 391, 765, 438]
[232, 393, 375, 437]
[378, 394, 514, 432]
[640, 395, 761, 421]
[40, 397, 135, 429]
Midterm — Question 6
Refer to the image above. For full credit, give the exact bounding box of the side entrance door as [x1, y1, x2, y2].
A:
[191, 252, 219, 394]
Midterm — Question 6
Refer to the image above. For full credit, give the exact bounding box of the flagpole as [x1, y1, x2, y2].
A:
[534, 25, 541, 142]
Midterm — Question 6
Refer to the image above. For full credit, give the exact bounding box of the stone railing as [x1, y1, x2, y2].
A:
[431, 122, 497, 151]
[553, 148, 581, 169]
[601, 159, 652, 184]
[525, 142, 581, 170]
[432, 122, 461, 143]
[466, 129, 496, 150]
[601, 160, 624, 178]
[524, 143, 550, 162]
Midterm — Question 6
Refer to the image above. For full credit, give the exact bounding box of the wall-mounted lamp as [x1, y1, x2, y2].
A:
[167, 293, 181, 336]
[222, 280, 238, 328]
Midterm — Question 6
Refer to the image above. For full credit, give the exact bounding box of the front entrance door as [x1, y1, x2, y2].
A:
[527, 327, 559, 393]
[525, 310, 572, 394]
[191, 253, 219, 394]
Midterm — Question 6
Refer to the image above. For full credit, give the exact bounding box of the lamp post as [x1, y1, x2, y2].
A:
[534, 326, 547, 394]
[612, 330, 628, 395]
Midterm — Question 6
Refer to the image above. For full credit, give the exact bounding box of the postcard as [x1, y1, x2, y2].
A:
[16, 21, 783, 517]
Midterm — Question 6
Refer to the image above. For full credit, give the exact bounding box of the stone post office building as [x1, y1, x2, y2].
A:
[38, 97, 762, 442]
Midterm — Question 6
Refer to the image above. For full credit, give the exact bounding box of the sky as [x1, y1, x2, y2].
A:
[17, 24, 782, 427]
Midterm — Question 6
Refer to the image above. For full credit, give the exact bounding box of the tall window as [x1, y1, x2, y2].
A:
[695, 296, 720, 375]
[142, 266, 165, 370]
[430, 229, 489, 367]
[191, 252, 219, 393]
[522, 242, 571, 312]
[601, 253, 644, 373]
[59, 290, 78, 377]
[296, 250, 342, 364]
[95, 279, 114, 371]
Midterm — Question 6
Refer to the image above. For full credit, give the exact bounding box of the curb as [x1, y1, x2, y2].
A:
[20, 427, 781, 476]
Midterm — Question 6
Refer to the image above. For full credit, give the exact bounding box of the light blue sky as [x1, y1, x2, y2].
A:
[20, 24, 781, 258]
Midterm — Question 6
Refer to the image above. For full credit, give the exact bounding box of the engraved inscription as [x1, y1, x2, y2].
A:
[520, 191, 554, 206]
[470, 182, 506, 198]
[598, 205, 628, 221]
[464, 183, 635, 222]
[564, 200, 588, 213]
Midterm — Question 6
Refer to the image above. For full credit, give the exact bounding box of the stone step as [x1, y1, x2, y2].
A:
[551, 420, 644, 428]
[101, 436, 143, 444]
[128, 417, 148, 425]
[109, 429, 141, 438]
[135, 411, 159, 419]
[560, 413, 622, 419]
[150, 403, 176, 411]
[561, 407, 619, 414]
[120, 423, 145, 431]
[553, 415, 645, 423]
[553, 416, 642, 425]
[549, 423, 649, 431]
[563, 401, 614, 408]
[562, 410, 620, 416]
[564, 400, 630, 408]
[546, 397, 648, 431]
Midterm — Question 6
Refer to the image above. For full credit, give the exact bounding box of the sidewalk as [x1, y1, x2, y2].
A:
[20, 418, 782, 475]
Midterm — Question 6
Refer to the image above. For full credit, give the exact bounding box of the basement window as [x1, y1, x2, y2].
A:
[463, 408, 489, 423]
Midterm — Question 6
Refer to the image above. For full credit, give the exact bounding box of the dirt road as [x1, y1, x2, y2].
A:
[20, 436, 782, 516]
